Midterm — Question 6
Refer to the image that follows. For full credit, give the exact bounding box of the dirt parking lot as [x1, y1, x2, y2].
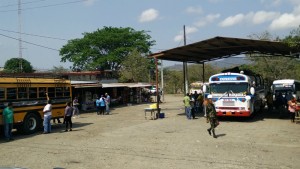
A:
[0, 94, 299, 169]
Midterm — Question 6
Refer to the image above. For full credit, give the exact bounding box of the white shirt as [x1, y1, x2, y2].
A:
[43, 104, 52, 116]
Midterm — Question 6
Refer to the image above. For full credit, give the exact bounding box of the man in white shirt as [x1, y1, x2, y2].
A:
[43, 93, 52, 134]
[105, 93, 111, 115]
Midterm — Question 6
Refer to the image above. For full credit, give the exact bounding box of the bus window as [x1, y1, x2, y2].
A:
[29, 87, 37, 99]
[64, 87, 70, 97]
[56, 87, 63, 97]
[7, 88, 17, 100]
[39, 87, 46, 98]
[18, 87, 28, 99]
[48, 87, 55, 98]
[0, 88, 4, 100]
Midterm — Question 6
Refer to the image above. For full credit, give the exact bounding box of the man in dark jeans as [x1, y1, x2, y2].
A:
[3, 102, 14, 141]
[64, 102, 73, 132]
[190, 93, 196, 119]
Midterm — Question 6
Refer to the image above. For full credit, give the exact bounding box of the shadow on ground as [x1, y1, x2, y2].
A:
[0, 122, 93, 144]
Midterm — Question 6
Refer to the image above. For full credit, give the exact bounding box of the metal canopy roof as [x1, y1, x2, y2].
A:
[150, 36, 298, 63]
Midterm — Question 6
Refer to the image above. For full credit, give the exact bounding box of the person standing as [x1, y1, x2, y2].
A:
[275, 92, 285, 118]
[105, 93, 111, 115]
[64, 102, 73, 132]
[197, 93, 204, 114]
[3, 102, 14, 141]
[190, 93, 196, 119]
[288, 97, 297, 123]
[183, 93, 191, 120]
[265, 91, 273, 112]
[95, 97, 101, 115]
[72, 97, 80, 118]
[205, 96, 218, 138]
[99, 95, 106, 115]
[43, 93, 52, 134]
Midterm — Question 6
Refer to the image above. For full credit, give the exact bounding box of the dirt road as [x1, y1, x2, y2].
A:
[0, 94, 299, 169]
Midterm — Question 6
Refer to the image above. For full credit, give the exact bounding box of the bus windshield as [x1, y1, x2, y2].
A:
[273, 84, 294, 93]
[210, 83, 248, 94]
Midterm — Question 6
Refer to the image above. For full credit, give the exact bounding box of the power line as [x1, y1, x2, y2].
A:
[0, 0, 49, 8]
[0, 33, 60, 51]
[0, 0, 85, 12]
[0, 28, 68, 41]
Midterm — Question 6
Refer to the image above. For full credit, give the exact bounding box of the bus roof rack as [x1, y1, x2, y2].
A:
[0, 73, 67, 79]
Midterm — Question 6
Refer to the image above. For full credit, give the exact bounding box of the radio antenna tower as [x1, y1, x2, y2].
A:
[18, 0, 23, 72]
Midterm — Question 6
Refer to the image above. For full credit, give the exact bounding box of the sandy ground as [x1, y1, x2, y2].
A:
[0, 94, 299, 169]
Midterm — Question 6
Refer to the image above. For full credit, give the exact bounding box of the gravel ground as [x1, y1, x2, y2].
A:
[0, 94, 299, 169]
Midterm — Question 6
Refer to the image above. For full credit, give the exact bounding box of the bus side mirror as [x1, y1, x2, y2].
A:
[250, 87, 255, 95]
[203, 85, 207, 93]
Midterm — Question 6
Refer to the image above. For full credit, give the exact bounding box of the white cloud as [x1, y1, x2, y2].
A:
[185, 26, 198, 34]
[83, 0, 96, 6]
[252, 11, 280, 24]
[194, 13, 220, 27]
[219, 13, 245, 27]
[139, 8, 159, 23]
[174, 34, 183, 42]
[269, 13, 300, 30]
[173, 26, 198, 42]
[267, 3, 300, 30]
[185, 6, 203, 15]
[219, 11, 280, 27]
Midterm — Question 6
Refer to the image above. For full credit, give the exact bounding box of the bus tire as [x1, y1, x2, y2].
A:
[21, 112, 42, 134]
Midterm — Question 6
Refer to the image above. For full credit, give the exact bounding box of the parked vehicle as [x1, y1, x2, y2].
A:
[203, 70, 265, 117]
[272, 79, 300, 101]
[0, 77, 72, 134]
[149, 86, 162, 95]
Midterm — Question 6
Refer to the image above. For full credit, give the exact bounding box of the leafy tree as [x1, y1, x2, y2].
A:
[4, 58, 34, 73]
[162, 63, 221, 94]
[246, 31, 300, 87]
[60, 26, 155, 71]
[163, 69, 183, 94]
[50, 66, 70, 74]
[119, 49, 149, 82]
[188, 64, 221, 83]
[282, 25, 300, 50]
[282, 26, 300, 80]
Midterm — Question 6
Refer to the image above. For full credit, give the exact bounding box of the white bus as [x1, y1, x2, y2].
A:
[203, 71, 265, 117]
[272, 79, 300, 101]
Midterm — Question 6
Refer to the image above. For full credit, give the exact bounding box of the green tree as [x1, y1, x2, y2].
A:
[188, 64, 221, 83]
[119, 49, 149, 82]
[4, 58, 34, 73]
[282, 25, 300, 50]
[50, 66, 70, 74]
[60, 27, 155, 71]
[246, 31, 300, 87]
[282, 26, 300, 80]
[164, 69, 183, 94]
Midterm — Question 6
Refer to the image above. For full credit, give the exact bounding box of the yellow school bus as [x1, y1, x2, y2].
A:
[0, 77, 72, 134]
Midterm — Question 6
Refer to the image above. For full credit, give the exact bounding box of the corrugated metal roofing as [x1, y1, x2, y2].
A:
[150, 36, 298, 63]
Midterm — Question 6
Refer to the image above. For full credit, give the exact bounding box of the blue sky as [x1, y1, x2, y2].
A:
[0, 0, 300, 70]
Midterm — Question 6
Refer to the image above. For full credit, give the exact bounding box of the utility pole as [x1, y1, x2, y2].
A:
[183, 25, 188, 95]
[160, 59, 164, 102]
[18, 0, 23, 72]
